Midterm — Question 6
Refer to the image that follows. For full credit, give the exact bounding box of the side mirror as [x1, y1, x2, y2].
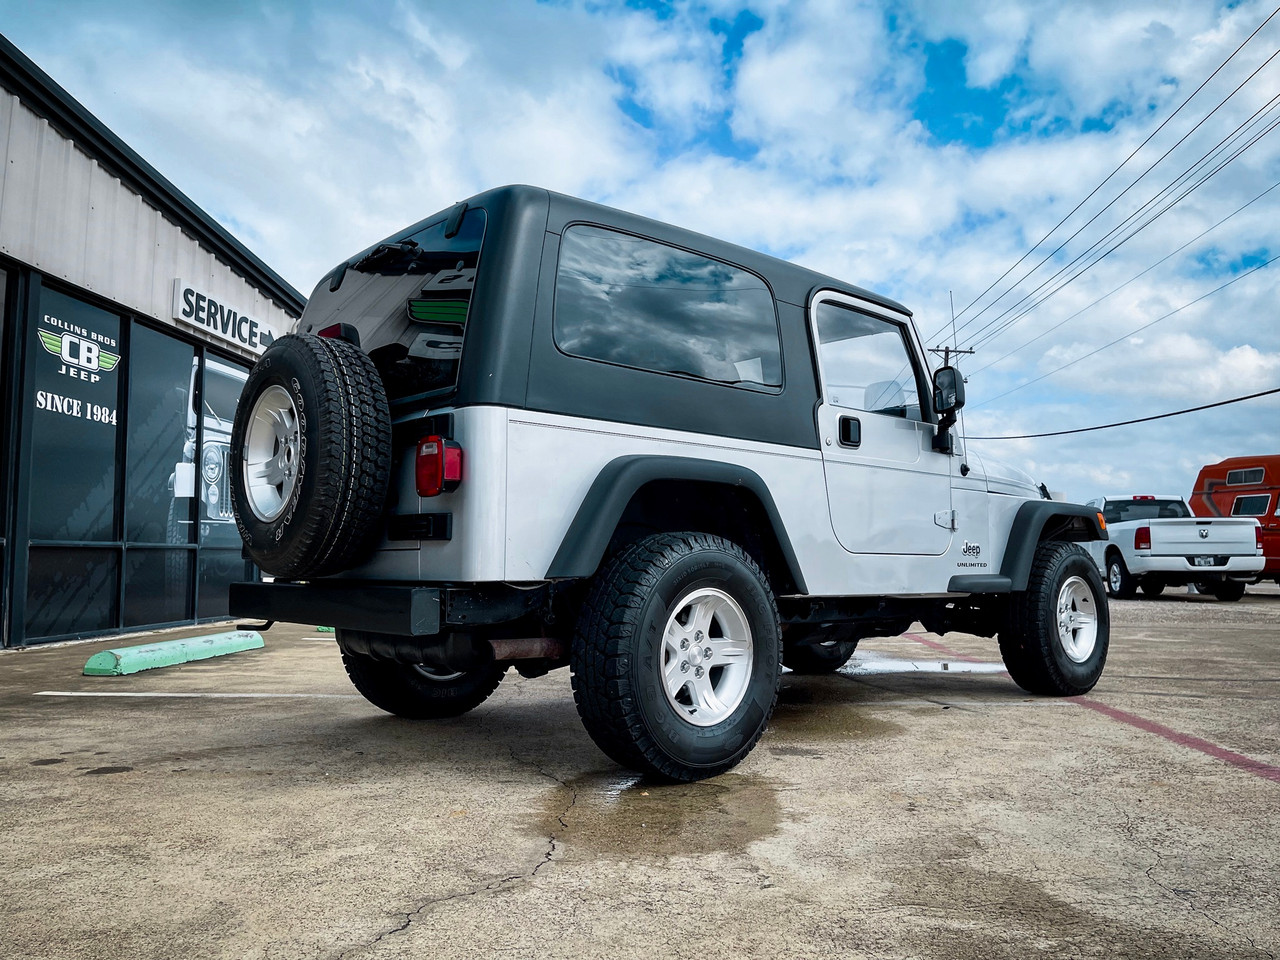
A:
[933, 365, 966, 414]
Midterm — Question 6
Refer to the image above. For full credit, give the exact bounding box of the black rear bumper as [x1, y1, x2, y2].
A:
[230, 581, 442, 636]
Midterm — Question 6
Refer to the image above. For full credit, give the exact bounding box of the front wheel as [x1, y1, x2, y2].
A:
[571, 532, 782, 782]
[999, 541, 1110, 696]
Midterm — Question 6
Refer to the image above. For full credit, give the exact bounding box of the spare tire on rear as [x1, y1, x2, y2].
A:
[230, 333, 392, 578]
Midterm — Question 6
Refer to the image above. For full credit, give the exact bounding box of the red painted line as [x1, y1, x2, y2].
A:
[1072, 696, 1280, 784]
[904, 633, 1280, 784]
[902, 632, 985, 663]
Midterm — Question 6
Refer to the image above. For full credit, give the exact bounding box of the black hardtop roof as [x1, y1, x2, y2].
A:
[359, 184, 911, 318]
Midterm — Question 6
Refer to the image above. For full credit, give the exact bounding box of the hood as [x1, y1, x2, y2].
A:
[965, 447, 1044, 499]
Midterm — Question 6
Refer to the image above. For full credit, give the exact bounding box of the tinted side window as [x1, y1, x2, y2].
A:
[1227, 468, 1265, 485]
[554, 225, 781, 387]
[813, 301, 923, 421]
[1232, 494, 1270, 516]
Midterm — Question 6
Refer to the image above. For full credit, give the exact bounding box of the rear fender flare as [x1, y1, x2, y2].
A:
[545, 455, 808, 594]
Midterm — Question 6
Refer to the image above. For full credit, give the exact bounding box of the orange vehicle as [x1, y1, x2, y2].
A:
[1190, 456, 1280, 584]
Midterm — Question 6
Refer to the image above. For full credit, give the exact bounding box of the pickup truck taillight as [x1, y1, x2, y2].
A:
[416, 435, 462, 497]
[1134, 526, 1151, 551]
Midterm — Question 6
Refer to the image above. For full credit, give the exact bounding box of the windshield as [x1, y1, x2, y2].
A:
[1103, 499, 1191, 523]
[304, 208, 486, 406]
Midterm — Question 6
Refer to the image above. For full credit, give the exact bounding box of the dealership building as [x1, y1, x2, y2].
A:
[0, 35, 306, 647]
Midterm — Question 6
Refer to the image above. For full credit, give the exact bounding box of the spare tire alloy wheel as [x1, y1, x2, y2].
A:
[229, 334, 392, 579]
[243, 384, 301, 523]
[571, 532, 782, 782]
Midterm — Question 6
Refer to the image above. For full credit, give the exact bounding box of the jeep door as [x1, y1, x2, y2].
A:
[809, 292, 953, 555]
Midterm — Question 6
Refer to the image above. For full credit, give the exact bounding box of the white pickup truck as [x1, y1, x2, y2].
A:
[1084, 495, 1264, 601]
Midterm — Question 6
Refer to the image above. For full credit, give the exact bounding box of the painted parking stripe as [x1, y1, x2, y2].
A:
[902, 632, 1280, 785]
[35, 691, 360, 699]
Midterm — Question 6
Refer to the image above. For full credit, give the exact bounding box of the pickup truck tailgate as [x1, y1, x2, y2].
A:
[1149, 518, 1258, 556]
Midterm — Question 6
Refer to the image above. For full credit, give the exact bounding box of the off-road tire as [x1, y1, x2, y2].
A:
[1000, 541, 1110, 696]
[340, 648, 506, 719]
[570, 532, 782, 782]
[229, 334, 391, 578]
[1140, 577, 1166, 598]
[1106, 552, 1137, 599]
[783, 624, 859, 674]
[1210, 580, 1247, 602]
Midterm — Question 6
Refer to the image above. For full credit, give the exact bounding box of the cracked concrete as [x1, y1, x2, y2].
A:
[2, 585, 1279, 958]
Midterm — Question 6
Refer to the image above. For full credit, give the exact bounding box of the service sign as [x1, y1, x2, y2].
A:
[171, 279, 277, 355]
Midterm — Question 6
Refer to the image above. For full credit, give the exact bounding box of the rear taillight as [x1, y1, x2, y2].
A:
[316, 322, 361, 346]
[1134, 526, 1151, 551]
[415, 435, 462, 497]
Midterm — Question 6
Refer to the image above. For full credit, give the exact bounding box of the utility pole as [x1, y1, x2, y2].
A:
[928, 345, 975, 368]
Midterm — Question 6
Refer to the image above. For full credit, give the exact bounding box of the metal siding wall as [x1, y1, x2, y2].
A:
[0, 92, 296, 355]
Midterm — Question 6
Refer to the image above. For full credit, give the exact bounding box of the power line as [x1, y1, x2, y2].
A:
[972, 251, 1280, 407]
[968, 177, 1280, 376]
[967, 105, 1280, 353]
[957, 50, 1280, 349]
[932, 3, 1280, 344]
[965, 386, 1280, 440]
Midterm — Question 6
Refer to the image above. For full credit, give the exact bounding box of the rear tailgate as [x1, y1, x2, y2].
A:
[1148, 518, 1258, 558]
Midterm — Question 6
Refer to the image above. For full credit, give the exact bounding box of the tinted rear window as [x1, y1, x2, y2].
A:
[305, 209, 486, 405]
[1103, 499, 1191, 523]
[553, 225, 782, 388]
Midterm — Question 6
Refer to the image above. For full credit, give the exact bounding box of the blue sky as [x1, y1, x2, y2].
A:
[1, 0, 1276, 501]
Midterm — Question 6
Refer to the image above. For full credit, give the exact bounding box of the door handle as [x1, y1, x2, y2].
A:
[839, 416, 861, 448]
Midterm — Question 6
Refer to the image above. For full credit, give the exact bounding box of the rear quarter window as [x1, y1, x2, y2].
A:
[553, 224, 782, 388]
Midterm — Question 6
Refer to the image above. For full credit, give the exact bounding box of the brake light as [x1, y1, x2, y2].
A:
[415, 435, 462, 497]
[316, 323, 361, 346]
[1132, 495, 1155, 500]
[1135, 526, 1151, 551]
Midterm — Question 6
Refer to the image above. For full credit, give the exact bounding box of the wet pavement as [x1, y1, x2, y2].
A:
[2, 586, 1278, 959]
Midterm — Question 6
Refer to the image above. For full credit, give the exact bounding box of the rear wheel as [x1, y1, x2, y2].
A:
[339, 644, 506, 719]
[1000, 541, 1110, 696]
[782, 625, 859, 674]
[1106, 553, 1137, 599]
[571, 532, 782, 782]
[1210, 580, 1247, 602]
[1139, 577, 1166, 598]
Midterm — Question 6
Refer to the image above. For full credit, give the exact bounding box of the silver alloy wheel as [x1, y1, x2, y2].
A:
[1108, 561, 1123, 594]
[659, 587, 754, 727]
[1056, 575, 1099, 663]
[243, 384, 301, 522]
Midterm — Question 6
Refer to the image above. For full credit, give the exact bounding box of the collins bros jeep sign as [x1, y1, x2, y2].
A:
[172, 279, 278, 355]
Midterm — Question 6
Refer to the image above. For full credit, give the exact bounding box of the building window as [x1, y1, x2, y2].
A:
[18, 285, 257, 643]
[27, 287, 122, 541]
[553, 225, 782, 387]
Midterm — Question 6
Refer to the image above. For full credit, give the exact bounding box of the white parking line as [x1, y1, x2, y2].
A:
[35, 691, 361, 699]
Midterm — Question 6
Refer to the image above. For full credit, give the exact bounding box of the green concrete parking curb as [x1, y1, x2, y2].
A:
[83, 631, 265, 676]
[316, 626, 335, 633]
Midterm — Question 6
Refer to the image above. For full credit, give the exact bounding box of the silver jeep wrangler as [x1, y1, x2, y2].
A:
[229, 185, 1109, 781]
